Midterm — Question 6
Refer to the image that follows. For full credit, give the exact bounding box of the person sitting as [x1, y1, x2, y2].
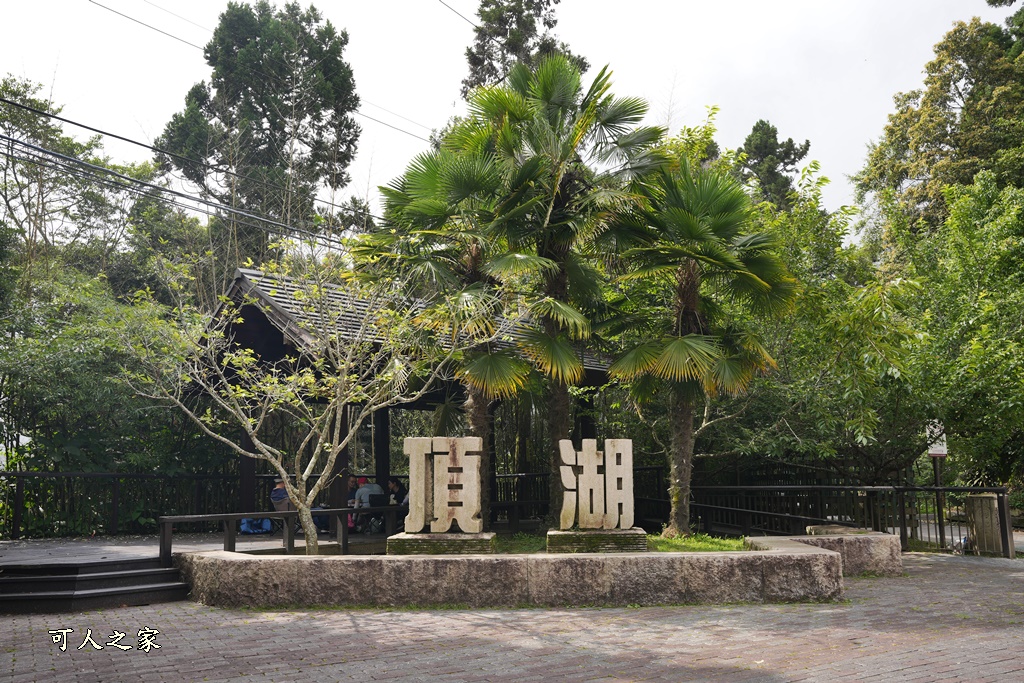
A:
[387, 477, 408, 507]
[270, 477, 293, 512]
[346, 474, 359, 507]
[354, 477, 384, 508]
[353, 477, 385, 533]
[269, 477, 293, 537]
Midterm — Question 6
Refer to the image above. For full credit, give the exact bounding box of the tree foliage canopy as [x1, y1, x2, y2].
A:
[157, 1, 360, 258]
[461, 0, 589, 98]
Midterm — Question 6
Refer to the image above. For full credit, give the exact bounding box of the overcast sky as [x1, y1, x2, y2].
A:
[1, 1, 1015, 218]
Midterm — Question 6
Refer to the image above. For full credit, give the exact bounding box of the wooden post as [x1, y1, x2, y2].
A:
[373, 407, 390, 487]
[339, 511, 349, 555]
[283, 515, 294, 555]
[239, 432, 257, 513]
[223, 519, 236, 552]
[487, 402, 498, 526]
[328, 407, 350, 535]
[897, 491, 909, 551]
[997, 491, 1016, 559]
[159, 519, 173, 568]
[12, 476, 23, 540]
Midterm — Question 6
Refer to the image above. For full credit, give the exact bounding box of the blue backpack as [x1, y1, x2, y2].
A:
[240, 517, 272, 534]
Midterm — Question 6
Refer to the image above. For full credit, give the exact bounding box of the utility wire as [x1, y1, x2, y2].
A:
[0, 147, 318, 247]
[87, 0, 205, 50]
[435, 0, 480, 29]
[141, 0, 211, 32]
[0, 96, 385, 225]
[0, 134, 350, 247]
[87, 0, 432, 142]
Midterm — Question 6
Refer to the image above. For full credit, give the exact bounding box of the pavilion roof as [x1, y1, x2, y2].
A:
[224, 268, 609, 375]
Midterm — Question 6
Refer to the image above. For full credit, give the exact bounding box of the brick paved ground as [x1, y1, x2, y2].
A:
[2, 552, 1023, 682]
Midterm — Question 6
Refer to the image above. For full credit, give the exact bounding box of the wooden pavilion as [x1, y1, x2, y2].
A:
[221, 267, 605, 515]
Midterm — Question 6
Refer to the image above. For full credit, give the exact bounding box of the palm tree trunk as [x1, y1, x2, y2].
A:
[464, 384, 492, 531]
[663, 259, 702, 537]
[665, 391, 695, 537]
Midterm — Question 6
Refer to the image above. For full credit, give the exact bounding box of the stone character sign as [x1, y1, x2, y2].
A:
[559, 439, 634, 530]
[404, 437, 483, 533]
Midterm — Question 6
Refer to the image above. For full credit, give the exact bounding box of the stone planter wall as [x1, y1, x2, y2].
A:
[176, 532, 899, 609]
[754, 533, 903, 577]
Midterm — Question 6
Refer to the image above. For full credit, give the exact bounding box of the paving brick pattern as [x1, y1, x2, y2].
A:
[2, 553, 1023, 682]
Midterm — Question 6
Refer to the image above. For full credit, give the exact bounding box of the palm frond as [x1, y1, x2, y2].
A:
[707, 353, 755, 395]
[527, 298, 591, 339]
[608, 340, 663, 380]
[484, 253, 558, 279]
[516, 329, 584, 384]
[596, 96, 650, 135]
[458, 351, 531, 399]
[441, 152, 500, 203]
[651, 335, 718, 382]
[432, 396, 464, 437]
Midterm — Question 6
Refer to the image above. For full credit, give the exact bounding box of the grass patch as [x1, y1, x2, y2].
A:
[494, 532, 547, 554]
[906, 538, 952, 553]
[494, 531, 745, 553]
[647, 533, 746, 552]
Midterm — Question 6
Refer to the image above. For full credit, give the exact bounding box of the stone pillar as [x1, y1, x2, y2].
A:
[966, 493, 1004, 556]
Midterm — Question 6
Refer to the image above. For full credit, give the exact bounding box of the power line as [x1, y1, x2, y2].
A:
[0, 96, 384, 225]
[0, 134, 351, 247]
[87, 0, 433, 142]
[87, 0, 205, 50]
[353, 111, 430, 142]
[361, 101, 433, 133]
[141, 0, 211, 32]
[0, 146, 314, 247]
[435, 0, 480, 29]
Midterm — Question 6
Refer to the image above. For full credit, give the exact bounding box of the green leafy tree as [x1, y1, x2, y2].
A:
[0, 269, 232, 472]
[610, 155, 798, 536]
[916, 171, 1024, 485]
[856, 11, 1024, 234]
[157, 1, 360, 262]
[0, 220, 14, 317]
[461, 0, 588, 98]
[696, 167, 931, 486]
[0, 77, 107, 284]
[736, 120, 810, 209]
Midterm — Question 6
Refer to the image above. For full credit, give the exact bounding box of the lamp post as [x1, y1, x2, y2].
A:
[928, 434, 948, 550]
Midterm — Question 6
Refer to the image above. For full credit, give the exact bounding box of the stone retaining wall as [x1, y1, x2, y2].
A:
[177, 532, 899, 608]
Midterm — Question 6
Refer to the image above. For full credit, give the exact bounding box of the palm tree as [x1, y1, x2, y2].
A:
[366, 145, 535, 528]
[451, 54, 665, 516]
[609, 158, 799, 537]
